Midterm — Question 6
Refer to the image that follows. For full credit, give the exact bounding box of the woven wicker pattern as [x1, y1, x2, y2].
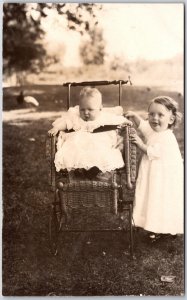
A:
[58, 180, 118, 217]
[129, 128, 137, 182]
[46, 136, 52, 186]
[46, 136, 57, 191]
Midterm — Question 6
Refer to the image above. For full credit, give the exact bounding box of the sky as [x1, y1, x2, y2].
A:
[39, 3, 183, 67]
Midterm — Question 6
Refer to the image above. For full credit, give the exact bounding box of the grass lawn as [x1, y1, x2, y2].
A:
[2, 84, 184, 296]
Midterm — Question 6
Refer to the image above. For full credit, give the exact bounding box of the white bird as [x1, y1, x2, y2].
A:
[17, 91, 39, 107]
[24, 96, 39, 107]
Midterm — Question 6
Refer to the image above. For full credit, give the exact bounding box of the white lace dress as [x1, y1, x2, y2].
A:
[133, 120, 184, 235]
[54, 107, 127, 173]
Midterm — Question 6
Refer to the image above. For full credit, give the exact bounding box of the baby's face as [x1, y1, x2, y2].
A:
[79, 97, 102, 121]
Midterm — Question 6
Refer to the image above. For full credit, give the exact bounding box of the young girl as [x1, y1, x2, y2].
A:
[48, 87, 132, 178]
[125, 96, 183, 239]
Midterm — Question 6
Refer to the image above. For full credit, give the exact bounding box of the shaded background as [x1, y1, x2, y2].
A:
[3, 3, 183, 92]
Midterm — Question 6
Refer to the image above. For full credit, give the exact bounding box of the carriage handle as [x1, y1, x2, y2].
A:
[63, 78, 132, 109]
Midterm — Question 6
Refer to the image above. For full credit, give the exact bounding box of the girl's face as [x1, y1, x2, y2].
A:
[148, 102, 175, 132]
[79, 97, 102, 121]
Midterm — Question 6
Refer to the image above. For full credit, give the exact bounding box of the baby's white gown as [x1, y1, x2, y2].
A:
[54, 107, 126, 173]
[133, 120, 183, 235]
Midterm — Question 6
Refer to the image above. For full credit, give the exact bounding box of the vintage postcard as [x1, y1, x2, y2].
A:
[2, 2, 184, 296]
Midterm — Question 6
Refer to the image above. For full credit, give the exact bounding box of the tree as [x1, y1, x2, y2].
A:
[3, 3, 103, 82]
[54, 3, 102, 35]
[79, 25, 106, 65]
[3, 3, 46, 84]
[110, 55, 131, 72]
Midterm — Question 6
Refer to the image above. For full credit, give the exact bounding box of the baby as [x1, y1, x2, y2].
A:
[48, 87, 132, 177]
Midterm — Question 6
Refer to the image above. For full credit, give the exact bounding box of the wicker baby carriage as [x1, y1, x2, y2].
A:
[46, 80, 137, 257]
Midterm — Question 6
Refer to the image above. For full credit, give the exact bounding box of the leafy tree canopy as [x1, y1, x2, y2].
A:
[80, 26, 106, 65]
[3, 3, 103, 76]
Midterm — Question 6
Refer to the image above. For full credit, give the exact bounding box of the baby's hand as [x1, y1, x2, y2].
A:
[48, 127, 59, 136]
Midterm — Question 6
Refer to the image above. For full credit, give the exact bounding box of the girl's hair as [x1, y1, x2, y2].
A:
[149, 96, 182, 128]
[79, 86, 102, 103]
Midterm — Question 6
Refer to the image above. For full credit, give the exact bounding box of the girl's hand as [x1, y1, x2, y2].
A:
[48, 127, 59, 136]
[130, 133, 147, 153]
[125, 111, 137, 118]
[130, 133, 143, 146]
[124, 111, 141, 127]
[118, 117, 133, 128]
[122, 117, 133, 126]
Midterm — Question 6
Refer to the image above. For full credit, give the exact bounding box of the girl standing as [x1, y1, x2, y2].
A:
[126, 96, 183, 238]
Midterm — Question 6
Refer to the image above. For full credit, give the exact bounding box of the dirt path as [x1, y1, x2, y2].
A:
[3, 108, 62, 126]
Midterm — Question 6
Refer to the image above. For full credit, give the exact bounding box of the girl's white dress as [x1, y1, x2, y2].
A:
[54, 106, 126, 173]
[133, 120, 183, 235]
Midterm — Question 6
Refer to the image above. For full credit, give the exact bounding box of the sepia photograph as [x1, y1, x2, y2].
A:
[2, 2, 184, 296]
